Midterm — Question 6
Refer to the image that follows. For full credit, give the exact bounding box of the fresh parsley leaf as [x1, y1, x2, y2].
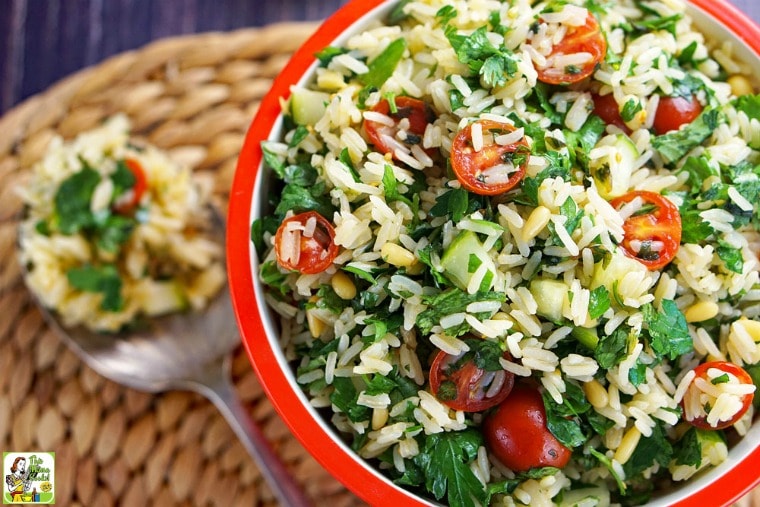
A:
[360, 38, 407, 88]
[623, 423, 673, 477]
[652, 108, 722, 165]
[734, 93, 760, 121]
[717, 239, 744, 274]
[634, 14, 682, 35]
[315, 46, 348, 66]
[679, 156, 718, 193]
[383, 165, 413, 206]
[679, 205, 715, 244]
[416, 288, 505, 335]
[55, 167, 101, 234]
[288, 125, 309, 148]
[595, 327, 629, 369]
[259, 260, 290, 296]
[96, 214, 135, 253]
[274, 183, 335, 218]
[621, 98, 642, 122]
[330, 377, 371, 423]
[66, 264, 123, 312]
[589, 448, 627, 494]
[642, 300, 693, 361]
[542, 390, 587, 449]
[413, 429, 487, 507]
[588, 286, 611, 320]
[111, 159, 137, 199]
[388, 0, 412, 24]
[429, 187, 468, 221]
[261, 142, 287, 178]
[445, 25, 518, 89]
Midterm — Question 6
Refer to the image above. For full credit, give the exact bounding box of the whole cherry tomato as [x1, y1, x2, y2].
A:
[429, 340, 515, 412]
[682, 361, 755, 430]
[592, 93, 630, 132]
[652, 95, 703, 135]
[483, 385, 572, 472]
[450, 120, 530, 196]
[536, 12, 607, 85]
[274, 211, 338, 274]
[609, 190, 682, 270]
[364, 96, 436, 159]
[113, 158, 148, 213]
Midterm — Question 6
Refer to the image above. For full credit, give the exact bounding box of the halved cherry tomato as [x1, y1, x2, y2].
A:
[609, 190, 682, 270]
[450, 120, 530, 196]
[429, 339, 515, 412]
[274, 211, 338, 274]
[592, 93, 630, 132]
[483, 385, 572, 472]
[682, 361, 755, 430]
[364, 96, 436, 159]
[652, 95, 703, 135]
[536, 12, 607, 85]
[113, 158, 148, 213]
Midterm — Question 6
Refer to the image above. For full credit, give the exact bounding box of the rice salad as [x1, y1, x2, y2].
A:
[19, 115, 225, 332]
[253, 0, 760, 505]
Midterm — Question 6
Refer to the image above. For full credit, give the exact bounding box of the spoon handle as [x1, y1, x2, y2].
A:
[193, 363, 314, 507]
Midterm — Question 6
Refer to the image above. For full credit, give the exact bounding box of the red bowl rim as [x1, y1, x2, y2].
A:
[227, 1, 760, 505]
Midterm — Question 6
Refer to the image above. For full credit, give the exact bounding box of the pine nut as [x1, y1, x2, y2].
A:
[684, 300, 719, 323]
[728, 75, 754, 97]
[331, 270, 357, 300]
[381, 242, 416, 267]
[371, 408, 389, 430]
[522, 206, 552, 242]
[614, 426, 641, 465]
[306, 309, 327, 338]
[737, 318, 760, 343]
[584, 379, 609, 408]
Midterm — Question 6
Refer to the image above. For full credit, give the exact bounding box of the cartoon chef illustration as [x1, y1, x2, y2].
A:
[5, 457, 31, 502]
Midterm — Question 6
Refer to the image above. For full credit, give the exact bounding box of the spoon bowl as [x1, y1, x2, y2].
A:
[19, 206, 311, 507]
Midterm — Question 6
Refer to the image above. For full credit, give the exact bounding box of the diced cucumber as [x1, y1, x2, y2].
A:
[558, 486, 610, 507]
[571, 326, 599, 350]
[138, 280, 188, 317]
[591, 251, 646, 296]
[529, 278, 569, 323]
[440, 230, 496, 292]
[590, 134, 639, 199]
[290, 87, 331, 126]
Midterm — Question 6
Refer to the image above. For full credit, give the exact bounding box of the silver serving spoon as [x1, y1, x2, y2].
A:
[19, 209, 312, 507]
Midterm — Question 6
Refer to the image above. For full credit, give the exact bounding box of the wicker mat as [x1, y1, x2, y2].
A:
[0, 21, 758, 507]
[0, 23, 366, 507]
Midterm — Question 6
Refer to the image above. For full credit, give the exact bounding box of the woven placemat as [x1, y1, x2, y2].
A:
[0, 23, 366, 507]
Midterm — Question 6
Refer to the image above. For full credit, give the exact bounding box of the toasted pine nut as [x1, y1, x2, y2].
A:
[735, 318, 760, 343]
[614, 426, 641, 465]
[583, 379, 609, 409]
[522, 206, 552, 242]
[381, 242, 416, 267]
[306, 309, 327, 338]
[331, 270, 357, 300]
[371, 408, 389, 430]
[684, 300, 719, 323]
[728, 75, 754, 97]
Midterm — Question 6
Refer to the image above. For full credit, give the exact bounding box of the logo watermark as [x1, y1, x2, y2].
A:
[2, 453, 55, 504]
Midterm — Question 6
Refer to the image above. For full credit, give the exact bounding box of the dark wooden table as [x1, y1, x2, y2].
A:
[0, 0, 758, 115]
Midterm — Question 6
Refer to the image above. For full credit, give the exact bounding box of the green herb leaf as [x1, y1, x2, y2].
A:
[717, 239, 744, 274]
[66, 264, 123, 312]
[315, 46, 348, 66]
[96, 214, 136, 253]
[429, 187, 469, 221]
[360, 38, 407, 89]
[416, 288, 505, 335]
[588, 286, 611, 320]
[330, 377, 371, 423]
[595, 327, 629, 369]
[55, 167, 101, 234]
[274, 183, 335, 218]
[621, 98, 642, 122]
[642, 299, 693, 361]
[623, 422, 673, 477]
[652, 108, 722, 165]
[413, 430, 487, 507]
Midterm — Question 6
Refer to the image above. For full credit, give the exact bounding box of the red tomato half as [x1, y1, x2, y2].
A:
[609, 190, 682, 270]
[274, 211, 339, 274]
[683, 361, 755, 430]
[592, 93, 630, 132]
[113, 158, 148, 213]
[652, 95, 703, 135]
[536, 13, 607, 85]
[364, 96, 436, 159]
[429, 344, 515, 412]
[450, 120, 530, 196]
[483, 385, 572, 472]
